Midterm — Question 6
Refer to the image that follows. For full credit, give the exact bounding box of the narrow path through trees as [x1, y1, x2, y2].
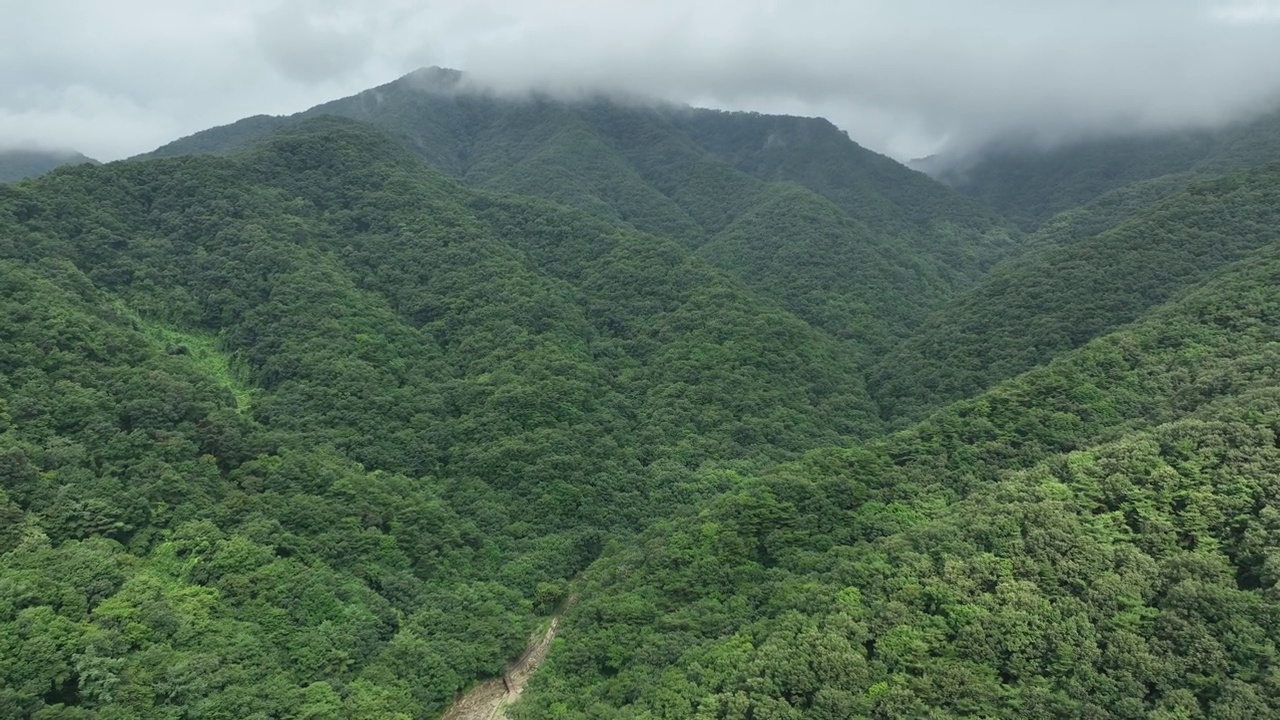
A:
[441, 597, 575, 720]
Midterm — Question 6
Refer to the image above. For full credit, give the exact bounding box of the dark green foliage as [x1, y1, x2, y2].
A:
[871, 163, 1280, 424]
[143, 115, 291, 161]
[1017, 173, 1195, 255]
[699, 187, 950, 351]
[517, 237, 1280, 719]
[145, 68, 1019, 353]
[0, 118, 881, 718]
[672, 109, 1010, 263]
[0, 252, 522, 718]
[8, 74, 1280, 720]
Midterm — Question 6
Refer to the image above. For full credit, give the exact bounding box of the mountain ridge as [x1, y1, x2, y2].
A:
[6, 67, 1280, 720]
[144, 67, 1018, 358]
[922, 106, 1280, 229]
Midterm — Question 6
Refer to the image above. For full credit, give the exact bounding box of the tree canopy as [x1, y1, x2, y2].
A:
[4, 77, 1280, 719]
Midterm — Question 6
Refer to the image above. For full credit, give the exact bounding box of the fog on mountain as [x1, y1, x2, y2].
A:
[4, 41, 1280, 720]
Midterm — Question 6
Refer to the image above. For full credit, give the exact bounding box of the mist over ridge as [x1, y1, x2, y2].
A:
[3, 1, 1280, 161]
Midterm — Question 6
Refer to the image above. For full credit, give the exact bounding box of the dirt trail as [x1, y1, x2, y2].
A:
[441, 599, 574, 720]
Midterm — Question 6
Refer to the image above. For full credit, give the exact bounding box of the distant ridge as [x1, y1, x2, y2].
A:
[0, 147, 98, 183]
[921, 106, 1280, 228]
[143, 66, 1017, 357]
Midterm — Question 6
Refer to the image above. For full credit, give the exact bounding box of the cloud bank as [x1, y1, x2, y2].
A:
[2, 0, 1279, 160]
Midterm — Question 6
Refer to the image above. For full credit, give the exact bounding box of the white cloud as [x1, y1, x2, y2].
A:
[1211, 1, 1280, 23]
[0, 85, 178, 160]
[1, 0, 1279, 160]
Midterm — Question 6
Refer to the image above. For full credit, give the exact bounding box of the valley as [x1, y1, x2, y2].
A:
[3, 67, 1280, 719]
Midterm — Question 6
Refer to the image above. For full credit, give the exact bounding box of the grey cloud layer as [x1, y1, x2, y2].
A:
[3, 0, 1279, 160]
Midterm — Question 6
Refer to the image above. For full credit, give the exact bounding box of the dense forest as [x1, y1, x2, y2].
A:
[147, 68, 1016, 359]
[869, 164, 1280, 424]
[4, 68, 1280, 719]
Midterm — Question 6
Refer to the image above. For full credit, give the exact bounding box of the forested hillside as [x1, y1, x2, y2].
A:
[870, 163, 1280, 423]
[517, 232, 1280, 719]
[0, 118, 878, 718]
[147, 67, 1016, 356]
[5, 67, 1280, 720]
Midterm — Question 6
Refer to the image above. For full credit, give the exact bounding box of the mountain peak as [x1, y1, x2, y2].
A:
[398, 66, 465, 93]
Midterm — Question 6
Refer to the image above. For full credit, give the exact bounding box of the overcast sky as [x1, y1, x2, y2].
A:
[3, 0, 1280, 161]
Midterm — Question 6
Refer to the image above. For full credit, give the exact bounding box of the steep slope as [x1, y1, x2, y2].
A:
[930, 107, 1280, 229]
[518, 234, 1280, 719]
[0, 118, 879, 718]
[673, 109, 1011, 269]
[0, 148, 98, 183]
[698, 186, 960, 349]
[870, 162, 1280, 423]
[0, 256, 472, 718]
[1016, 172, 1195, 255]
[6, 67, 1280, 720]
[147, 68, 1018, 355]
[579, 103, 1015, 351]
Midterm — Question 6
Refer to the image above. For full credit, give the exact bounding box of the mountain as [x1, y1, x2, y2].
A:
[0, 117, 882, 718]
[927, 107, 1280, 229]
[518, 224, 1280, 719]
[146, 67, 1017, 356]
[7, 69, 1280, 720]
[869, 162, 1280, 423]
[0, 148, 98, 183]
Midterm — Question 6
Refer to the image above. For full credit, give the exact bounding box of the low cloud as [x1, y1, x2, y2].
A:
[450, 1, 1280, 157]
[3, 1, 1279, 160]
[253, 1, 379, 84]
